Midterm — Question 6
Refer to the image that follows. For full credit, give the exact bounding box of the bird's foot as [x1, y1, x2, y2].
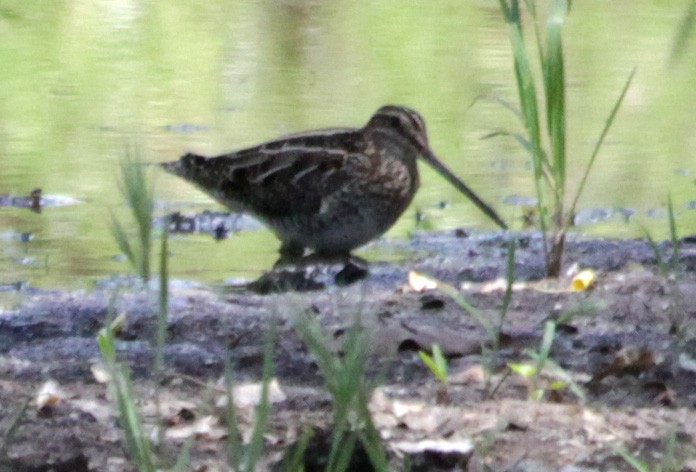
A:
[266, 251, 368, 291]
[310, 252, 368, 285]
[334, 257, 368, 286]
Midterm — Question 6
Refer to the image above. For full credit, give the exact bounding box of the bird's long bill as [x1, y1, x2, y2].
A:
[421, 150, 508, 230]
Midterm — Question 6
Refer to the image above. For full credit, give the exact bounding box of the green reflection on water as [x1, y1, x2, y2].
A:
[0, 1, 695, 290]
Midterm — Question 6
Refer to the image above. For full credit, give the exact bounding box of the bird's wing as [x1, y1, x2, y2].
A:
[171, 130, 370, 218]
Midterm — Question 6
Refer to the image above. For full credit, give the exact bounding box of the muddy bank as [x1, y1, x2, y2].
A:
[1, 230, 696, 471]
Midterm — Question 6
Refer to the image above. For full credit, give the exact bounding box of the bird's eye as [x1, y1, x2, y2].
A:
[389, 116, 403, 129]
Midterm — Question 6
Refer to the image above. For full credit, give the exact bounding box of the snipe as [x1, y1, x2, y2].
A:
[162, 105, 507, 260]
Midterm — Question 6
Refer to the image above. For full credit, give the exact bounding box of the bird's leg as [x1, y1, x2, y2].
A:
[274, 247, 368, 286]
[292, 249, 368, 285]
[334, 253, 369, 286]
[274, 241, 306, 268]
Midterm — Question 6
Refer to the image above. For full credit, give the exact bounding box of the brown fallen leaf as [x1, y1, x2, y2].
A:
[590, 346, 659, 385]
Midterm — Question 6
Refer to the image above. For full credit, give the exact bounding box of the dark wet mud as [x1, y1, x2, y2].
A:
[1, 230, 696, 471]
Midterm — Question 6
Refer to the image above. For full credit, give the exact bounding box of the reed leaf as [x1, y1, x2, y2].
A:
[670, 0, 696, 65]
[545, 0, 567, 218]
[497, 1, 633, 275]
[112, 153, 155, 281]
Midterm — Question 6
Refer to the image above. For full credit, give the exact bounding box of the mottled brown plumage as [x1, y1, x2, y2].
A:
[162, 105, 506, 258]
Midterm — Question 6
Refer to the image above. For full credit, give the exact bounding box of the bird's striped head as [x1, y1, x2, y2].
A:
[365, 105, 508, 230]
[364, 105, 430, 154]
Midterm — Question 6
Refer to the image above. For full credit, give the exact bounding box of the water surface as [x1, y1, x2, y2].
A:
[1, 1, 695, 291]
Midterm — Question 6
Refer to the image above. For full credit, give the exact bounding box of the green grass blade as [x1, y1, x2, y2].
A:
[119, 157, 154, 246]
[281, 427, 313, 472]
[115, 153, 154, 281]
[97, 326, 156, 471]
[568, 67, 636, 225]
[110, 216, 136, 268]
[354, 405, 390, 472]
[612, 445, 652, 472]
[432, 344, 448, 379]
[171, 439, 192, 472]
[508, 362, 537, 378]
[419, 348, 447, 383]
[667, 195, 681, 269]
[499, 0, 543, 166]
[243, 321, 276, 472]
[499, 239, 516, 331]
[542, 357, 587, 403]
[330, 434, 357, 472]
[522, 0, 536, 17]
[336, 436, 360, 472]
[153, 219, 169, 449]
[545, 0, 568, 213]
[670, 0, 696, 65]
[482, 130, 534, 153]
[643, 227, 667, 276]
[294, 312, 389, 472]
[418, 350, 437, 374]
[499, 0, 551, 257]
[482, 131, 554, 186]
[224, 356, 242, 470]
[536, 321, 556, 373]
[156, 219, 169, 379]
[498, 0, 513, 20]
[470, 94, 523, 121]
[434, 279, 496, 342]
[509, 23, 544, 170]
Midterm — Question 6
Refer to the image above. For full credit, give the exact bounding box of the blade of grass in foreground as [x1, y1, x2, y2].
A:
[667, 195, 681, 269]
[293, 313, 389, 472]
[153, 218, 169, 449]
[242, 321, 276, 472]
[111, 152, 155, 281]
[222, 323, 277, 471]
[97, 322, 157, 472]
[224, 355, 242, 470]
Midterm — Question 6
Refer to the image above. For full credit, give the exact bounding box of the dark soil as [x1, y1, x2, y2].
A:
[1, 230, 696, 471]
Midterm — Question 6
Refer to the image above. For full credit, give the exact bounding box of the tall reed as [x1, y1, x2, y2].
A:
[497, 0, 634, 276]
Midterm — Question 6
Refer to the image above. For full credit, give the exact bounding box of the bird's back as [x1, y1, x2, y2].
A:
[161, 127, 366, 220]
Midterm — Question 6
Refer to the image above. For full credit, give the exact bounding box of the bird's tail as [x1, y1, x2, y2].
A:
[160, 153, 208, 177]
